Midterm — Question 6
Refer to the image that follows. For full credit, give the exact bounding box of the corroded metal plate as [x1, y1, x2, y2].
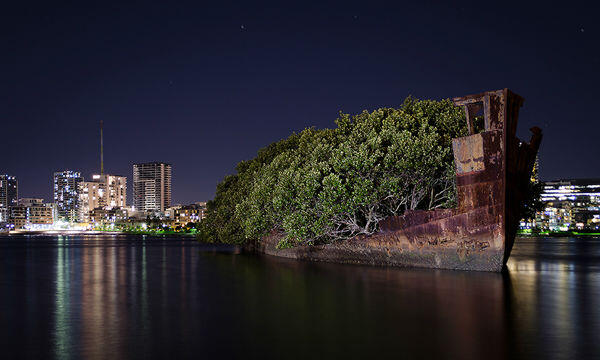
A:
[453, 134, 485, 174]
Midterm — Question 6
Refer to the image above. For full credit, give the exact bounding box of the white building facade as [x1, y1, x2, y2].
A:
[79, 174, 127, 222]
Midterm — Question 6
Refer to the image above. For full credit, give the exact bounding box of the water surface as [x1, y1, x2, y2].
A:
[0, 235, 599, 359]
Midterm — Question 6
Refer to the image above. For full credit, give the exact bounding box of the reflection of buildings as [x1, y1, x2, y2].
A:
[79, 174, 127, 222]
[78, 243, 127, 358]
[133, 162, 172, 213]
[533, 179, 600, 231]
[9, 198, 55, 230]
[166, 202, 207, 225]
[0, 175, 18, 222]
[54, 171, 83, 222]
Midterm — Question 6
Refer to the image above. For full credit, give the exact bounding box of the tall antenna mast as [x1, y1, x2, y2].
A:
[100, 120, 104, 175]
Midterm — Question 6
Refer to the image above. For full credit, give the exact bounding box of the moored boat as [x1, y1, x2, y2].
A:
[257, 89, 542, 272]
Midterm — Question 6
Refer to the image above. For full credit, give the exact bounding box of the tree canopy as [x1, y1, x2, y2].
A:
[200, 97, 468, 247]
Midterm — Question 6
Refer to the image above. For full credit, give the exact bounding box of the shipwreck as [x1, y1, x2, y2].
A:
[257, 89, 542, 272]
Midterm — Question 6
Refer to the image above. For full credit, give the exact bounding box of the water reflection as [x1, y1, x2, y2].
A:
[0, 235, 599, 359]
[506, 237, 600, 359]
[222, 254, 512, 359]
[54, 236, 71, 359]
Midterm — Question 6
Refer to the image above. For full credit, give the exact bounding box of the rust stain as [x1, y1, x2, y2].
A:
[453, 133, 485, 174]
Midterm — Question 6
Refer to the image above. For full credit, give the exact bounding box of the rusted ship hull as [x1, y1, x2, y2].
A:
[258, 229, 505, 271]
[256, 89, 541, 272]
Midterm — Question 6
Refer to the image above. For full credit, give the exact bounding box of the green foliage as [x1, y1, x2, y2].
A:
[199, 134, 301, 244]
[201, 97, 469, 245]
[521, 178, 544, 221]
[521, 158, 544, 221]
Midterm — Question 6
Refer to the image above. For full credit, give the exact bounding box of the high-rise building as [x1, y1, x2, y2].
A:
[133, 162, 172, 212]
[0, 175, 18, 222]
[54, 170, 83, 222]
[75, 120, 129, 221]
[79, 174, 127, 222]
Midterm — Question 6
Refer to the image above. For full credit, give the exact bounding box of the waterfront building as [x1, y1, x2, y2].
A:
[534, 178, 600, 231]
[167, 202, 207, 225]
[0, 175, 18, 222]
[88, 207, 129, 227]
[9, 198, 54, 230]
[53, 170, 83, 222]
[79, 174, 127, 222]
[133, 162, 172, 213]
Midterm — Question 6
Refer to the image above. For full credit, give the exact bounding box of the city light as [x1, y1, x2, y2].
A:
[526, 179, 600, 232]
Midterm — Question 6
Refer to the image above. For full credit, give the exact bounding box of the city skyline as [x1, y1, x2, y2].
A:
[3, 1, 599, 204]
[2, 162, 183, 209]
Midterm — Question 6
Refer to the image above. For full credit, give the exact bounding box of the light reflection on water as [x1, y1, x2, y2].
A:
[505, 237, 600, 360]
[0, 235, 598, 359]
[54, 236, 71, 359]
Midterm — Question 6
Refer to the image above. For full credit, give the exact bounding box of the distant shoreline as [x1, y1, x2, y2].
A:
[3, 230, 199, 237]
[518, 230, 600, 237]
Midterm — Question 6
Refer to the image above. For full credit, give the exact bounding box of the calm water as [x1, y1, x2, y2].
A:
[0, 235, 599, 359]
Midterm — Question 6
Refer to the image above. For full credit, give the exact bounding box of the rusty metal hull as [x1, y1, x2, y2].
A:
[258, 89, 541, 272]
[258, 229, 505, 271]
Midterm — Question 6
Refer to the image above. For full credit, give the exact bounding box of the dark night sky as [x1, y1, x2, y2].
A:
[2, 1, 599, 204]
